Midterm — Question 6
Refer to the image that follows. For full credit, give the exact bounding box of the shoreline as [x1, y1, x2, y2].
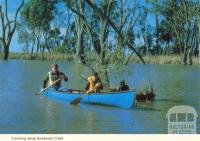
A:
[3, 52, 200, 65]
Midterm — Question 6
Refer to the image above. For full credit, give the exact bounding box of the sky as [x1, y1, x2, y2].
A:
[0, 0, 156, 53]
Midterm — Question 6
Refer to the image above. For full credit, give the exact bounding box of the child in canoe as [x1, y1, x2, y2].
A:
[85, 72, 103, 93]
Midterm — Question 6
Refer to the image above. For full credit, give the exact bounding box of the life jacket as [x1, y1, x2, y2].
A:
[48, 71, 62, 86]
[87, 76, 103, 92]
[49, 71, 53, 85]
[88, 76, 95, 91]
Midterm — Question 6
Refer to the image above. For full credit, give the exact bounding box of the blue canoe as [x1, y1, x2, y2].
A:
[42, 89, 136, 109]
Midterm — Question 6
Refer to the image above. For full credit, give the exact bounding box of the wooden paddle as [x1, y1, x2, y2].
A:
[70, 86, 97, 105]
[34, 78, 62, 95]
[70, 92, 90, 105]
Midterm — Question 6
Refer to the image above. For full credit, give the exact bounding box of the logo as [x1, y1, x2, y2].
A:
[166, 105, 198, 134]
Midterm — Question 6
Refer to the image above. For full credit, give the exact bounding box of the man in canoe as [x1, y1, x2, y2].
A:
[85, 72, 103, 93]
[42, 64, 68, 91]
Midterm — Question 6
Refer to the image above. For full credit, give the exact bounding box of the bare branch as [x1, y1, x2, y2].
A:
[0, 5, 5, 40]
[65, 2, 95, 42]
[5, 20, 14, 28]
[65, 2, 85, 19]
[11, 0, 24, 34]
[124, 51, 134, 65]
[0, 5, 4, 27]
[85, 0, 145, 64]
[5, 0, 11, 33]
[0, 37, 3, 42]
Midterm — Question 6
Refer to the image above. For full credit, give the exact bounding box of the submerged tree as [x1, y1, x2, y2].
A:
[63, 0, 146, 87]
[0, 0, 24, 60]
[64, 0, 116, 87]
[64, 0, 86, 64]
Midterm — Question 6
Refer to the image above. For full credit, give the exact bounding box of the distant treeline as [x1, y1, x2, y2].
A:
[0, 0, 200, 65]
[1, 0, 200, 87]
[15, 0, 200, 66]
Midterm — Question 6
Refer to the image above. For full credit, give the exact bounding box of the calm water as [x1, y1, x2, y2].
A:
[0, 60, 200, 134]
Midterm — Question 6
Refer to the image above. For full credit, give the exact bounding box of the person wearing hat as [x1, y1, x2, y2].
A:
[85, 72, 103, 93]
[42, 64, 68, 91]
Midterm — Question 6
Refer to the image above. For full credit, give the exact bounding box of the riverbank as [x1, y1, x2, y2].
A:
[5, 53, 199, 64]
[7, 53, 74, 61]
[129, 55, 199, 64]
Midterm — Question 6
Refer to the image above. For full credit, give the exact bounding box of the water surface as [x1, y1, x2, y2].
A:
[0, 60, 199, 133]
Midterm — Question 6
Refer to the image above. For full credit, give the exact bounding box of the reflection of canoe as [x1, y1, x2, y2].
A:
[42, 88, 136, 109]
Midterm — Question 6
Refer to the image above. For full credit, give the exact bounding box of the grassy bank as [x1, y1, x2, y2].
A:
[8, 53, 74, 61]
[128, 55, 199, 65]
[6, 53, 199, 64]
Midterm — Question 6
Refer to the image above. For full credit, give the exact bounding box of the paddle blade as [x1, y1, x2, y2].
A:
[34, 90, 44, 95]
[34, 91, 42, 95]
[70, 97, 82, 105]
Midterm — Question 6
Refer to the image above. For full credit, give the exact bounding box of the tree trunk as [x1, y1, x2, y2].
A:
[167, 43, 170, 56]
[116, 36, 122, 49]
[74, 0, 85, 64]
[30, 39, 35, 56]
[99, 21, 107, 64]
[199, 36, 200, 65]
[187, 47, 192, 65]
[41, 45, 45, 61]
[182, 44, 193, 65]
[36, 37, 40, 54]
[198, 16, 200, 65]
[41, 33, 46, 61]
[182, 46, 188, 65]
[76, 29, 85, 64]
[25, 43, 29, 54]
[2, 44, 9, 60]
[155, 13, 159, 55]
[102, 69, 110, 88]
[0, 0, 24, 60]
[44, 33, 51, 53]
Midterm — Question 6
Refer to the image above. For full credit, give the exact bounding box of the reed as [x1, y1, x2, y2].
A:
[5, 53, 200, 64]
[129, 55, 199, 65]
[135, 83, 155, 102]
[8, 53, 74, 61]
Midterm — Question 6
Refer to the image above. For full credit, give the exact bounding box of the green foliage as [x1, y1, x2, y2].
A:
[17, 22, 32, 44]
[21, 0, 56, 31]
[14, 0, 200, 66]
[52, 45, 70, 54]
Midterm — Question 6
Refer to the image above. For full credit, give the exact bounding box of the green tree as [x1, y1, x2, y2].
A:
[17, 19, 33, 54]
[145, 0, 162, 55]
[21, 0, 56, 59]
[160, 0, 200, 65]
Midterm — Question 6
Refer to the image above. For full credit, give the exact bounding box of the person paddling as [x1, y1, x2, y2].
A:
[42, 64, 68, 91]
[85, 72, 103, 94]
